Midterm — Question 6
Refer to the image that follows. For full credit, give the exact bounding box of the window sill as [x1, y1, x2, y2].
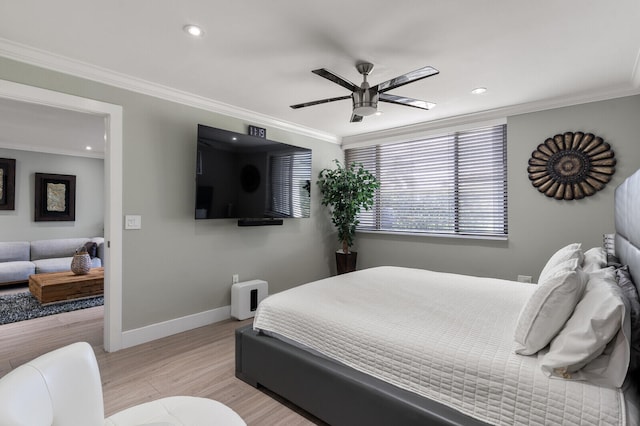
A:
[357, 229, 508, 242]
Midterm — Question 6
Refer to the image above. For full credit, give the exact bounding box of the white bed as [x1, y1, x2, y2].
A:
[254, 266, 635, 425]
[236, 168, 640, 426]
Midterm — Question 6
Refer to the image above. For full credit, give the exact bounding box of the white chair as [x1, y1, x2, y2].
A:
[0, 342, 246, 426]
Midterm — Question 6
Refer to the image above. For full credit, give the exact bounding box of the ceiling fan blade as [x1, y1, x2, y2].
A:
[290, 95, 352, 109]
[350, 113, 363, 123]
[312, 68, 358, 92]
[379, 93, 435, 110]
[374, 66, 439, 93]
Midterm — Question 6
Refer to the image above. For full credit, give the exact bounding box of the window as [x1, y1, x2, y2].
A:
[268, 150, 312, 218]
[345, 124, 507, 238]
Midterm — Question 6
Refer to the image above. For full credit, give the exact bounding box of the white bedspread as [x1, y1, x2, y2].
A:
[254, 266, 628, 426]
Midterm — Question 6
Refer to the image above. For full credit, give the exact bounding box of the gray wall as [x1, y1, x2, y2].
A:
[0, 57, 342, 331]
[2, 54, 639, 331]
[354, 95, 640, 282]
[0, 147, 104, 241]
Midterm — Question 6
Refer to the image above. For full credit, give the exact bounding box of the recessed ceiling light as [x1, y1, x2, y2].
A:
[85, 146, 92, 151]
[232, 137, 237, 141]
[471, 87, 487, 95]
[183, 24, 204, 37]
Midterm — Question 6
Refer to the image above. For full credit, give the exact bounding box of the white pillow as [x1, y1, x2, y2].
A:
[539, 267, 631, 388]
[514, 258, 587, 355]
[582, 246, 607, 273]
[539, 243, 583, 282]
[540, 257, 582, 281]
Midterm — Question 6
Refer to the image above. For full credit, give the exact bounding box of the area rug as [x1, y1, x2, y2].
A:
[0, 291, 103, 325]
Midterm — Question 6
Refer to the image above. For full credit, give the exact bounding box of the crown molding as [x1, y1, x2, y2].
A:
[2, 38, 639, 150]
[0, 38, 340, 145]
[342, 86, 640, 148]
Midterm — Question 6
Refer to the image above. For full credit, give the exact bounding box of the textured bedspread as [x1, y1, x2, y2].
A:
[254, 266, 627, 426]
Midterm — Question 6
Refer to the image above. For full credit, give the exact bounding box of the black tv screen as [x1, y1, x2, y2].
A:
[195, 125, 312, 220]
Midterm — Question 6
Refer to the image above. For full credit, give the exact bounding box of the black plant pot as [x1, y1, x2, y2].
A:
[336, 251, 357, 275]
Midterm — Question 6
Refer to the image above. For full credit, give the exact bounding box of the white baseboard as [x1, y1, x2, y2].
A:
[121, 305, 232, 349]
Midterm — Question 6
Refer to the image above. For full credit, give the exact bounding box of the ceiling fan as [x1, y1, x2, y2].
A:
[290, 61, 439, 122]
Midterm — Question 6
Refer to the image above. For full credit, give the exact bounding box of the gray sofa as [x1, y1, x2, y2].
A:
[0, 237, 104, 286]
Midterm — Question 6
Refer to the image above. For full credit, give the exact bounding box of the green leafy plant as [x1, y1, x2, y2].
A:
[317, 160, 379, 254]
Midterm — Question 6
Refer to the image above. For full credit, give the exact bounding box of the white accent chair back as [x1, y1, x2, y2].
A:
[0, 342, 246, 426]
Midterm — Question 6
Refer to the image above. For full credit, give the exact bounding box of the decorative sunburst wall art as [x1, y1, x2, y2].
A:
[527, 131, 616, 200]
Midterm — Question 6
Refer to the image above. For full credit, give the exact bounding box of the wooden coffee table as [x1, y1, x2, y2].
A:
[29, 267, 104, 304]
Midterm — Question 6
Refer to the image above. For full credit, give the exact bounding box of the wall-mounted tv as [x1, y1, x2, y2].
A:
[195, 124, 312, 223]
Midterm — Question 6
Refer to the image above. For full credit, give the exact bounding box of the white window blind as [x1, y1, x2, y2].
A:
[269, 151, 312, 218]
[345, 124, 507, 238]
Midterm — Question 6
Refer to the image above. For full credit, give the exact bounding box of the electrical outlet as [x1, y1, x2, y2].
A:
[517, 275, 532, 283]
[232, 274, 239, 284]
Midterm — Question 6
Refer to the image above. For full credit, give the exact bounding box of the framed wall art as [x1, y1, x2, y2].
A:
[34, 173, 76, 221]
[0, 158, 16, 211]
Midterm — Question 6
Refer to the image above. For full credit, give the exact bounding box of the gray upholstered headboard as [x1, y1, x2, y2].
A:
[615, 168, 640, 292]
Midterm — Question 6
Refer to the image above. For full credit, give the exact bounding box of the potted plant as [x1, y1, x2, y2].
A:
[317, 160, 379, 274]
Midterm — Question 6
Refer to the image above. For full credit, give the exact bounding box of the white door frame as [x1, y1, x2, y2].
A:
[0, 79, 123, 351]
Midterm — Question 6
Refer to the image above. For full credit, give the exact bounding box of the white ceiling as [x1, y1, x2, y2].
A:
[0, 97, 105, 157]
[0, 0, 639, 155]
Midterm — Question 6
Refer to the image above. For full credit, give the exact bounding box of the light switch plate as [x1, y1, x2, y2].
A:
[125, 215, 142, 230]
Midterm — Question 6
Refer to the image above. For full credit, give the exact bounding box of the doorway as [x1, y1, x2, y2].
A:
[0, 79, 123, 351]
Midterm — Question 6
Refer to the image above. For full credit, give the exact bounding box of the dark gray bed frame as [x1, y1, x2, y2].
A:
[236, 325, 489, 425]
[236, 169, 640, 426]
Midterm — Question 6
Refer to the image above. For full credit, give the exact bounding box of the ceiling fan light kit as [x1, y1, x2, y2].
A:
[352, 91, 378, 117]
[291, 61, 439, 122]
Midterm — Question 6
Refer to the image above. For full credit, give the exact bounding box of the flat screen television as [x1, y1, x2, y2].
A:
[195, 124, 312, 223]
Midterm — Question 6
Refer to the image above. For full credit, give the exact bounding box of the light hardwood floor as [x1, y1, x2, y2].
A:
[0, 307, 324, 425]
